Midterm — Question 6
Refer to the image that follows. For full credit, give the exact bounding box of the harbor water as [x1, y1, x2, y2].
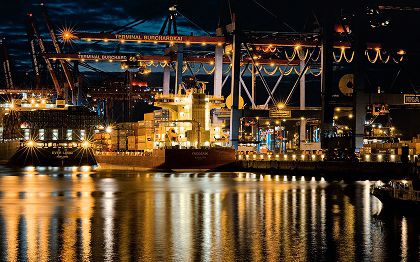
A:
[0, 167, 418, 261]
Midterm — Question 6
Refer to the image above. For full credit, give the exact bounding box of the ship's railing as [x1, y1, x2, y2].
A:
[237, 152, 417, 163]
[95, 151, 153, 157]
[19, 141, 87, 148]
[155, 93, 224, 101]
[392, 189, 420, 202]
[371, 180, 420, 202]
[237, 152, 325, 161]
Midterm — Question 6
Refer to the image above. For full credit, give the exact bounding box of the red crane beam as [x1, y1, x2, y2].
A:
[43, 53, 299, 66]
[69, 32, 225, 45]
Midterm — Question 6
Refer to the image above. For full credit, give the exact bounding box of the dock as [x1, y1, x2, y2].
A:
[236, 160, 417, 180]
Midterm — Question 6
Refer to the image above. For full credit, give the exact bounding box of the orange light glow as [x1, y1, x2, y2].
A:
[59, 26, 76, 44]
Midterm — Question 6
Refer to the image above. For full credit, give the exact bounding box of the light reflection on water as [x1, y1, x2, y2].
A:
[0, 168, 418, 261]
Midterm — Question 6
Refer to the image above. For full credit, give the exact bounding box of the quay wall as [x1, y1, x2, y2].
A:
[237, 160, 418, 180]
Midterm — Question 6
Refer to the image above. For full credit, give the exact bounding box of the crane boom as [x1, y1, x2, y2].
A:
[40, 3, 74, 92]
[0, 38, 14, 89]
[25, 18, 41, 89]
[26, 13, 62, 95]
[42, 53, 298, 65]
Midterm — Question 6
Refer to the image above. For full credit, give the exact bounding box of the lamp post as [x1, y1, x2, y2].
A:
[256, 117, 260, 153]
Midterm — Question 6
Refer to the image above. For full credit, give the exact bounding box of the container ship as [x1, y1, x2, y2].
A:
[94, 82, 236, 171]
[0, 83, 236, 170]
[0, 98, 100, 166]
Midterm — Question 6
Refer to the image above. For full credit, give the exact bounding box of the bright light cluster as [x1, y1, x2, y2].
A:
[58, 26, 76, 44]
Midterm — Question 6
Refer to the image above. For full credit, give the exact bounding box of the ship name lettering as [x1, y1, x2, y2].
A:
[192, 151, 209, 156]
[405, 96, 420, 103]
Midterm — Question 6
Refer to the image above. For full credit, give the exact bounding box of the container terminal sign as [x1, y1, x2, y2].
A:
[76, 32, 225, 45]
[404, 94, 420, 105]
[77, 54, 128, 61]
[116, 34, 184, 42]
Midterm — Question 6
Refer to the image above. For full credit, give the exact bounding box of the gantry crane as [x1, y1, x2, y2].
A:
[26, 13, 63, 96]
[25, 20, 41, 90]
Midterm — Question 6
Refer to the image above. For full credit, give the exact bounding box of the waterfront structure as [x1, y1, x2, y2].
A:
[1, 1, 419, 160]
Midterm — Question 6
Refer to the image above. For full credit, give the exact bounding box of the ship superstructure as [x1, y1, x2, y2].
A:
[153, 83, 228, 149]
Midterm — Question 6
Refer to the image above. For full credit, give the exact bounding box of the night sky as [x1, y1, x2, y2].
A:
[0, 0, 220, 71]
[1, 0, 419, 137]
[0, 0, 290, 70]
[1, 1, 420, 72]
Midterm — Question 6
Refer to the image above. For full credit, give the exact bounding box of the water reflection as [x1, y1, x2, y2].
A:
[0, 169, 418, 261]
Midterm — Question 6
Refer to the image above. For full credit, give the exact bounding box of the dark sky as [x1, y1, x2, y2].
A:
[1, 0, 420, 75]
[0, 0, 221, 71]
[2, 1, 420, 68]
[1, 0, 419, 137]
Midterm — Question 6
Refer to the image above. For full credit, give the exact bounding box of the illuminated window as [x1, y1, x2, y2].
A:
[66, 129, 72, 140]
[80, 130, 86, 140]
[24, 129, 30, 141]
[39, 129, 45, 140]
[52, 129, 59, 140]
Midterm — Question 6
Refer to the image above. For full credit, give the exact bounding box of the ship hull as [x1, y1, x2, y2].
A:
[0, 141, 19, 164]
[372, 190, 420, 212]
[96, 148, 236, 171]
[8, 146, 97, 167]
[164, 148, 236, 171]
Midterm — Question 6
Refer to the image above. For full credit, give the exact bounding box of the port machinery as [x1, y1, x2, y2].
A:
[1, 1, 419, 153]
